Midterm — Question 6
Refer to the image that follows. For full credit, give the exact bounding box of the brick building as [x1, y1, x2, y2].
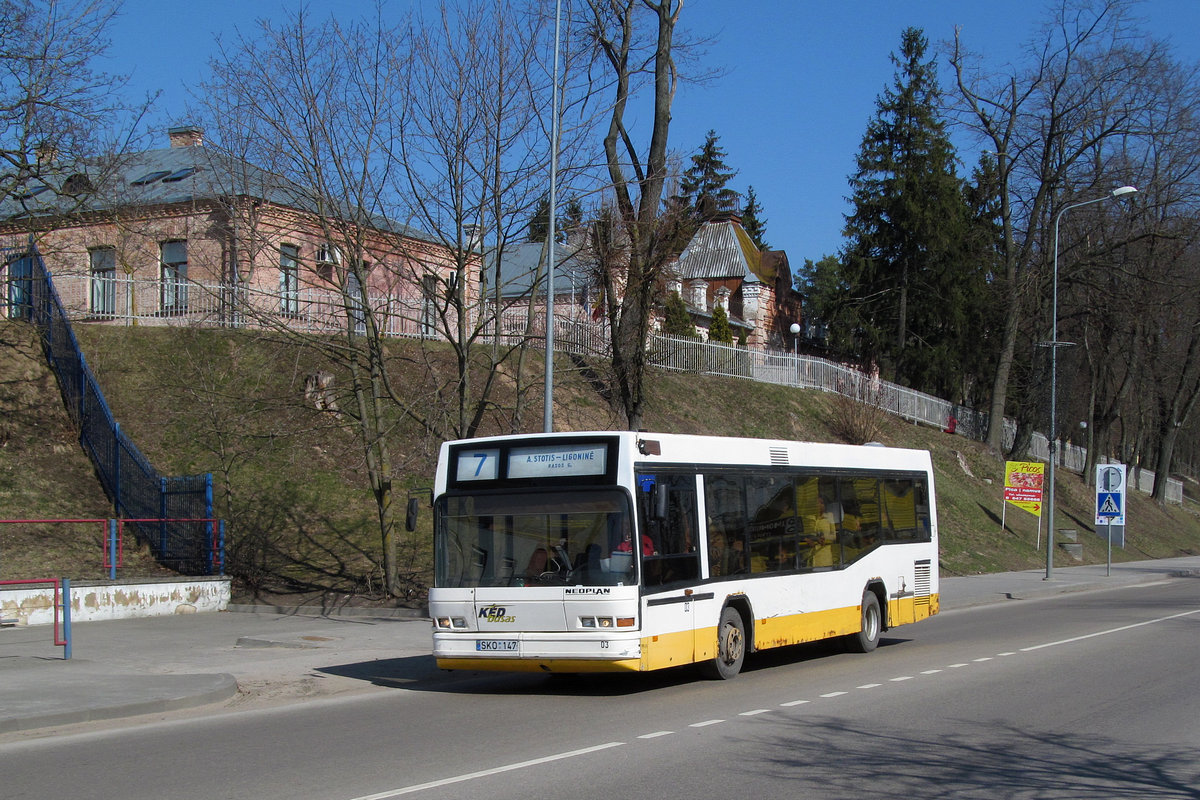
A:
[1, 126, 464, 335]
[667, 209, 802, 348]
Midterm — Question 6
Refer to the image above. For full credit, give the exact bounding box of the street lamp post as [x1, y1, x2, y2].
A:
[1045, 185, 1137, 580]
[789, 322, 801, 386]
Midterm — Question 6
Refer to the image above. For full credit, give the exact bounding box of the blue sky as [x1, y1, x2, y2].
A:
[103, 0, 1200, 264]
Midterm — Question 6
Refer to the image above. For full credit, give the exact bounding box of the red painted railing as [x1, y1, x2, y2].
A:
[0, 578, 71, 658]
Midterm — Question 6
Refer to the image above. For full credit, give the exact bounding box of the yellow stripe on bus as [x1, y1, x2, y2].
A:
[437, 593, 938, 675]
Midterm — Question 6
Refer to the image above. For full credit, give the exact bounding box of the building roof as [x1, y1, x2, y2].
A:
[492, 237, 596, 300]
[674, 216, 764, 283]
[1, 130, 432, 243]
[672, 213, 792, 288]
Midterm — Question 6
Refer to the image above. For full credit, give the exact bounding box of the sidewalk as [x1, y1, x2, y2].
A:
[2, 556, 1198, 735]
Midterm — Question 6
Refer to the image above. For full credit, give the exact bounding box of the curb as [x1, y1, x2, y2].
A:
[0, 673, 238, 735]
[941, 566, 1200, 611]
[224, 603, 428, 620]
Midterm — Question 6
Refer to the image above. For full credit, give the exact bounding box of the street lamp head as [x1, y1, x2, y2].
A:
[789, 323, 801, 335]
[1111, 185, 1138, 198]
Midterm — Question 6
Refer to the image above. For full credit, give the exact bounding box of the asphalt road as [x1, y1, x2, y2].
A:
[2, 576, 1198, 800]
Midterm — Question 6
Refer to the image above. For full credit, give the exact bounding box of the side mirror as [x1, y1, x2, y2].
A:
[405, 496, 420, 532]
[651, 483, 669, 521]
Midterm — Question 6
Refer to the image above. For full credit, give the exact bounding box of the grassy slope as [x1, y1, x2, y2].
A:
[2, 321, 1198, 594]
[0, 324, 173, 579]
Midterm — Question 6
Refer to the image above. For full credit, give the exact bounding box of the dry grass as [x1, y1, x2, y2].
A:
[4, 320, 1200, 595]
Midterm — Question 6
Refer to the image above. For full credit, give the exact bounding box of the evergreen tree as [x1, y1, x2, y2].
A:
[709, 304, 734, 344]
[741, 185, 768, 250]
[838, 27, 974, 397]
[562, 195, 584, 238]
[796, 254, 845, 335]
[527, 193, 550, 242]
[662, 291, 698, 339]
[529, 195, 584, 243]
[680, 129, 738, 219]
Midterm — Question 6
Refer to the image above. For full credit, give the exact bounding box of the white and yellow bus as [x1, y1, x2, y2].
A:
[426, 431, 938, 679]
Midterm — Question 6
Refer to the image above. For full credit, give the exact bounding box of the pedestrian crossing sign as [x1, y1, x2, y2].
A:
[1095, 464, 1126, 526]
[1097, 492, 1121, 516]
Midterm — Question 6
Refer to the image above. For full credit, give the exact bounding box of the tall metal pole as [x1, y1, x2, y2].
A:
[1046, 186, 1137, 580]
[543, 0, 563, 433]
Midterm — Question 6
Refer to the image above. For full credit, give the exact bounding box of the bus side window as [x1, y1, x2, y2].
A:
[663, 479, 700, 583]
[882, 479, 918, 540]
[747, 475, 797, 573]
[704, 474, 747, 577]
[836, 477, 865, 564]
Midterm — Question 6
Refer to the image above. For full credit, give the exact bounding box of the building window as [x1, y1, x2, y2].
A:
[3, 253, 34, 320]
[315, 243, 341, 283]
[89, 247, 117, 316]
[279, 244, 299, 316]
[160, 240, 188, 313]
[316, 243, 342, 265]
[688, 279, 708, 312]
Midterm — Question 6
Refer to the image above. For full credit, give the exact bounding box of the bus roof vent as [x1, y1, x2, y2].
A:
[769, 447, 790, 466]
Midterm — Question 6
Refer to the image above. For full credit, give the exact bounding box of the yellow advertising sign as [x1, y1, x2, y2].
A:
[1004, 461, 1044, 517]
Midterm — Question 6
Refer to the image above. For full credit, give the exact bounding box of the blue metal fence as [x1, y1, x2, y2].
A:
[2, 241, 221, 574]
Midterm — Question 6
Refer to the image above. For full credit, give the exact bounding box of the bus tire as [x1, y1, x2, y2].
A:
[702, 606, 746, 680]
[847, 591, 881, 653]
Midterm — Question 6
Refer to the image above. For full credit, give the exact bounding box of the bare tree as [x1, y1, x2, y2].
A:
[198, 8, 421, 596]
[1, 0, 155, 255]
[1, 0, 126, 200]
[195, 2, 596, 591]
[395, 0, 586, 438]
[584, 0, 691, 430]
[948, 0, 1157, 454]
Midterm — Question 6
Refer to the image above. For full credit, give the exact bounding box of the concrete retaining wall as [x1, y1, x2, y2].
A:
[0, 578, 230, 626]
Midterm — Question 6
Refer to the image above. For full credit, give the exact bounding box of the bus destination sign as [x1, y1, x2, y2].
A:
[508, 444, 608, 479]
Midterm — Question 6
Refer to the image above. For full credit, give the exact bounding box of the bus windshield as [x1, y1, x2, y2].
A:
[436, 489, 636, 588]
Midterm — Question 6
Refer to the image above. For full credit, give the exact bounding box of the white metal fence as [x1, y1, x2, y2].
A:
[42, 272, 1183, 504]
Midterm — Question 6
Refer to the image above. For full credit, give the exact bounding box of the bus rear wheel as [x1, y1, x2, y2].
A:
[702, 607, 746, 680]
[847, 591, 881, 653]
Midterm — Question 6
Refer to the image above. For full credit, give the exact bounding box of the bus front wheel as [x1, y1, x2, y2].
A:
[702, 607, 746, 680]
[847, 591, 881, 653]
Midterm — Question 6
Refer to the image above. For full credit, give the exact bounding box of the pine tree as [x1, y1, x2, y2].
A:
[839, 27, 974, 397]
[529, 195, 583, 243]
[662, 291, 698, 339]
[709, 304, 734, 344]
[562, 196, 583, 238]
[741, 186, 768, 250]
[680, 129, 738, 220]
[527, 194, 550, 242]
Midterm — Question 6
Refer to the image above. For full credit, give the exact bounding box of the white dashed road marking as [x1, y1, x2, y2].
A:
[638, 731, 673, 739]
[350, 603, 1200, 799]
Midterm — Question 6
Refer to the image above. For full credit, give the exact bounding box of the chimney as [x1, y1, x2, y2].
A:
[710, 191, 743, 224]
[168, 125, 205, 148]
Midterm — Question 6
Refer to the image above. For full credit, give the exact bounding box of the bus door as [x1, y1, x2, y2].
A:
[637, 473, 705, 669]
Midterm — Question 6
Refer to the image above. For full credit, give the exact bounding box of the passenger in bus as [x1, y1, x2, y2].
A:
[524, 547, 550, 578]
[617, 528, 656, 556]
[801, 495, 839, 568]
